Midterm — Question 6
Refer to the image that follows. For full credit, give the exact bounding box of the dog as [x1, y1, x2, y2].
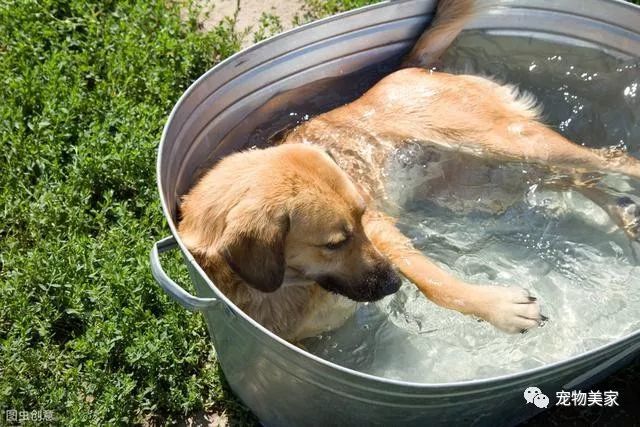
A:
[178, 0, 640, 342]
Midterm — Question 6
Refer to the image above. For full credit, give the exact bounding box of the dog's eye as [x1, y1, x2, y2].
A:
[324, 239, 347, 250]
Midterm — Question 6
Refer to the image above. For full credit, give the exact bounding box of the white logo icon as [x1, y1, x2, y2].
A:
[524, 386, 542, 404]
[524, 386, 549, 408]
[533, 393, 549, 408]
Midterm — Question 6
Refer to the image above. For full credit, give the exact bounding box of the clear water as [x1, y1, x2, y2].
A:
[297, 32, 640, 383]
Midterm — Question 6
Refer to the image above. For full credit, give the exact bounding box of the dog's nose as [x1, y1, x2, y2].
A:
[377, 266, 402, 297]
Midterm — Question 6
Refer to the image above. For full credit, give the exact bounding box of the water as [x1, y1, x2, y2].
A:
[294, 32, 640, 383]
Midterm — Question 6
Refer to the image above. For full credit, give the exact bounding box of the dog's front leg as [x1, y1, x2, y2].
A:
[363, 211, 545, 333]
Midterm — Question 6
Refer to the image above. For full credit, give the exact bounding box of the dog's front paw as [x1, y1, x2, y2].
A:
[472, 285, 546, 333]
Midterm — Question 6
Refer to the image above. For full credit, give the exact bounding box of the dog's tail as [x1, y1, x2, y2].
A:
[402, 0, 475, 69]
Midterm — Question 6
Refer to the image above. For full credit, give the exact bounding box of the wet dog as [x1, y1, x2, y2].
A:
[178, 0, 640, 341]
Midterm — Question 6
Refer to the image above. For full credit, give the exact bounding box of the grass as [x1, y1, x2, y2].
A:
[294, 0, 381, 24]
[1, 0, 639, 425]
[0, 0, 252, 424]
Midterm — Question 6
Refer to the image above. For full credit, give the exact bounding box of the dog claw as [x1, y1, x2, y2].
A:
[476, 286, 544, 333]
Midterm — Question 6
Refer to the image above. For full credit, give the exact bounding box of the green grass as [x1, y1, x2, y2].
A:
[1, 0, 639, 425]
[0, 0, 253, 424]
[295, 0, 381, 24]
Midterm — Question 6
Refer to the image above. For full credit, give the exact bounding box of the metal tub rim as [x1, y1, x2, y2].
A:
[159, 238, 640, 393]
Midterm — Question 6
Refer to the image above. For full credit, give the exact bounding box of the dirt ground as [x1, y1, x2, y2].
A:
[180, 411, 228, 427]
[197, 0, 305, 47]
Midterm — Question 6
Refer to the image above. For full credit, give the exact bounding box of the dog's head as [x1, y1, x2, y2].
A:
[179, 143, 401, 302]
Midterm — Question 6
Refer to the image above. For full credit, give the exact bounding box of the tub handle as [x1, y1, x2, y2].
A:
[151, 236, 218, 311]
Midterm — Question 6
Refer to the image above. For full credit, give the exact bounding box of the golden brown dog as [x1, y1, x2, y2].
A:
[179, 0, 640, 341]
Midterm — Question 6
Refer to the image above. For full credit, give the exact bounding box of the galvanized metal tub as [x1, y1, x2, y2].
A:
[150, 0, 640, 425]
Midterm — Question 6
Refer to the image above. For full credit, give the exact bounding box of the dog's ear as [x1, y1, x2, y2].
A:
[218, 201, 290, 293]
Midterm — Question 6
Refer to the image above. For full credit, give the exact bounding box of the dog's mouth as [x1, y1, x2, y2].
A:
[313, 268, 402, 302]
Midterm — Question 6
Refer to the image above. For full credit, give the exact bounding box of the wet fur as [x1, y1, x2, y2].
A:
[179, 0, 640, 341]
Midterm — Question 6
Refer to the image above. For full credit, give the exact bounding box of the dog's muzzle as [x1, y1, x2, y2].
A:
[315, 264, 402, 302]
